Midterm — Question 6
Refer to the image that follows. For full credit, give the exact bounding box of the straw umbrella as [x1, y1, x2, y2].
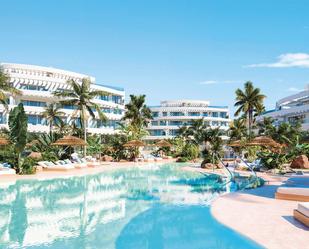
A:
[52, 135, 87, 146]
[246, 136, 281, 148]
[155, 140, 172, 158]
[52, 135, 87, 156]
[123, 140, 145, 160]
[0, 137, 10, 146]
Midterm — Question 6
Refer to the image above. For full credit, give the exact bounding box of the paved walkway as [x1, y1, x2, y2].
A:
[211, 175, 309, 249]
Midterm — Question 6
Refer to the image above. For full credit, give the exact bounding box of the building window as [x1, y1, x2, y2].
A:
[212, 112, 218, 117]
[152, 112, 159, 118]
[202, 112, 208, 117]
[20, 84, 48, 91]
[169, 121, 182, 126]
[188, 112, 200, 116]
[28, 115, 45, 125]
[220, 112, 227, 118]
[212, 121, 219, 126]
[0, 113, 5, 124]
[170, 112, 184, 116]
[151, 121, 158, 126]
[160, 120, 167, 126]
[21, 100, 47, 107]
[162, 112, 168, 117]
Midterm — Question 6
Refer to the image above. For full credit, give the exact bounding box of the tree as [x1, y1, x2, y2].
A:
[0, 67, 21, 108]
[54, 78, 108, 156]
[234, 81, 266, 135]
[42, 103, 65, 136]
[229, 118, 247, 141]
[122, 95, 152, 139]
[8, 103, 28, 173]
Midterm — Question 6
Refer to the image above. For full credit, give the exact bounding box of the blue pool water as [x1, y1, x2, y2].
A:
[0, 163, 262, 249]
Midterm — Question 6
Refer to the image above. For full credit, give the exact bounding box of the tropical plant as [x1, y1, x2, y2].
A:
[229, 118, 247, 141]
[54, 78, 108, 156]
[0, 67, 21, 108]
[234, 81, 266, 135]
[42, 103, 65, 136]
[122, 95, 152, 128]
[8, 103, 28, 173]
[86, 135, 103, 157]
[177, 143, 199, 162]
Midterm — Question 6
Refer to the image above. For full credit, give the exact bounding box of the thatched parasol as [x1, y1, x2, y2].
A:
[228, 140, 242, 147]
[28, 152, 42, 159]
[52, 135, 87, 146]
[246, 136, 281, 148]
[0, 137, 10, 146]
[123, 140, 145, 147]
[26, 139, 39, 147]
[155, 140, 172, 147]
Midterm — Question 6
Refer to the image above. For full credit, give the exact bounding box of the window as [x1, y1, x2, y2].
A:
[212, 121, 219, 126]
[163, 112, 168, 117]
[20, 84, 48, 91]
[21, 100, 46, 107]
[169, 129, 179, 136]
[0, 113, 5, 124]
[169, 121, 183, 126]
[212, 112, 218, 117]
[149, 130, 165, 136]
[152, 112, 159, 117]
[28, 115, 45, 125]
[188, 112, 200, 116]
[160, 120, 167, 126]
[151, 121, 158, 126]
[170, 112, 184, 116]
[220, 112, 227, 118]
[202, 112, 208, 117]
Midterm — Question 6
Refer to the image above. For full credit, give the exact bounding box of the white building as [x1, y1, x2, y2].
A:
[0, 63, 125, 134]
[258, 86, 309, 130]
[146, 100, 230, 140]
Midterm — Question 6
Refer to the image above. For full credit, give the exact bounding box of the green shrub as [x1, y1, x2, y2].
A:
[21, 157, 37, 175]
[180, 143, 199, 160]
[257, 151, 288, 170]
[176, 157, 190, 162]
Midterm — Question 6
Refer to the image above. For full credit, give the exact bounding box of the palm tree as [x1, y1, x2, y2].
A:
[0, 67, 21, 108]
[234, 81, 266, 135]
[122, 95, 152, 138]
[54, 78, 108, 156]
[229, 118, 247, 141]
[42, 103, 65, 136]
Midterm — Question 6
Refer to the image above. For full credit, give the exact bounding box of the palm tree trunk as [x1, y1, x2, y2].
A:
[50, 121, 53, 137]
[83, 118, 87, 157]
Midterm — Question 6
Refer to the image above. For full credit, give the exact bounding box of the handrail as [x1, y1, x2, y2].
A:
[239, 158, 257, 178]
[215, 153, 234, 180]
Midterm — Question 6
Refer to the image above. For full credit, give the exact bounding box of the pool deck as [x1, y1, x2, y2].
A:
[211, 173, 309, 249]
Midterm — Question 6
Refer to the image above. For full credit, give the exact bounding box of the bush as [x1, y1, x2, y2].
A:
[176, 157, 190, 162]
[180, 143, 199, 160]
[257, 151, 288, 170]
[21, 157, 37, 175]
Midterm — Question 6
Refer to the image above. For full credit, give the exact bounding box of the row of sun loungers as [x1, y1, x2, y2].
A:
[38, 158, 102, 171]
[275, 186, 309, 227]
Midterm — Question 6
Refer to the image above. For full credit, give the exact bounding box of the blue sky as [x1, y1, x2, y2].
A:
[1, 0, 309, 116]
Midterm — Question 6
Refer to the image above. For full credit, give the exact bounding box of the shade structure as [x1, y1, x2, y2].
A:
[228, 140, 242, 147]
[28, 152, 42, 159]
[123, 140, 145, 147]
[52, 135, 87, 146]
[0, 137, 10, 146]
[26, 139, 39, 147]
[246, 136, 281, 148]
[155, 140, 172, 147]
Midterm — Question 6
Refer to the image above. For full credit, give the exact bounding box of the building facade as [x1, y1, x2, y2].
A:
[0, 63, 125, 134]
[258, 87, 309, 130]
[146, 100, 230, 140]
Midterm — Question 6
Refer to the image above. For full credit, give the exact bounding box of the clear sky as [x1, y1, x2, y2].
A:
[1, 0, 309, 116]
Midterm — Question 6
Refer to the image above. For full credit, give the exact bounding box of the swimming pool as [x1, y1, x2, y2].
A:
[0, 163, 262, 249]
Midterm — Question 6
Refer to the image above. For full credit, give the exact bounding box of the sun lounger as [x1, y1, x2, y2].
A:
[275, 187, 309, 202]
[38, 161, 75, 171]
[0, 163, 16, 175]
[63, 159, 87, 169]
[293, 202, 309, 227]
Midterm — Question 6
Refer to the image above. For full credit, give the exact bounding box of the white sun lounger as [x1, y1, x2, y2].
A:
[63, 159, 87, 169]
[38, 161, 75, 171]
[294, 202, 309, 227]
[0, 164, 16, 175]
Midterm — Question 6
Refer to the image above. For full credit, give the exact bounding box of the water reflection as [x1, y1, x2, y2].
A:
[0, 163, 260, 249]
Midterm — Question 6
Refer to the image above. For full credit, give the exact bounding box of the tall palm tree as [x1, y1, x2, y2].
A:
[0, 67, 21, 108]
[42, 103, 65, 136]
[122, 95, 152, 136]
[234, 81, 266, 135]
[54, 78, 108, 156]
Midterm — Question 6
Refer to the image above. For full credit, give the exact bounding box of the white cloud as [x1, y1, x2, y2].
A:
[246, 53, 309, 68]
[287, 87, 303, 92]
[199, 80, 239, 85]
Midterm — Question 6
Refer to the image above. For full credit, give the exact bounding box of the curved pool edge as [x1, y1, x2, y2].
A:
[210, 176, 309, 249]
